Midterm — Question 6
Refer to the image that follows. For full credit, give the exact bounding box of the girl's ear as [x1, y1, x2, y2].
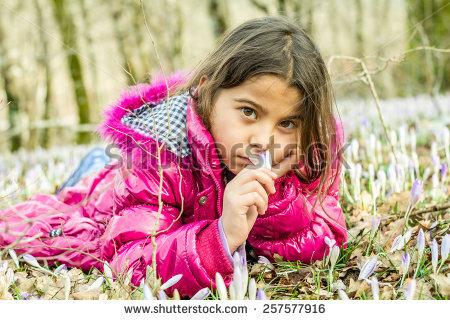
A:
[198, 75, 208, 88]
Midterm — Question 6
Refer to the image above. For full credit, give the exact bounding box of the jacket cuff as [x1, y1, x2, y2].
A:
[196, 219, 234, 279]
[218, 217, 234, 264]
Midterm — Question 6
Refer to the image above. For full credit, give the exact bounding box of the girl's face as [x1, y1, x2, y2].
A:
[199, 74, 303, 175]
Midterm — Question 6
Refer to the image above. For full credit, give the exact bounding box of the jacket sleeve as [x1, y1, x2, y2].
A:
[101, 162, 240, 298]
[248, 170, 346, 264]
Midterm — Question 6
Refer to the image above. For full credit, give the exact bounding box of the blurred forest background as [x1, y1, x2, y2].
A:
[0, 0, 448, 152]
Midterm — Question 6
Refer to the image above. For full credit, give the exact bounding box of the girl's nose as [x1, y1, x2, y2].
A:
[249, 129, 273, 152]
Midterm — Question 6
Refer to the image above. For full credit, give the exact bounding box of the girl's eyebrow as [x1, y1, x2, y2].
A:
[234, 98, 268, 115]
[234, 98, 303, 120]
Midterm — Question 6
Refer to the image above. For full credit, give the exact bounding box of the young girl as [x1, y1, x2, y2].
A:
[0, 16, 347, 299]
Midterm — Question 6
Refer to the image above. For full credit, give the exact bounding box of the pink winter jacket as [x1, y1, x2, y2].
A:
[0, 72, 347, 298]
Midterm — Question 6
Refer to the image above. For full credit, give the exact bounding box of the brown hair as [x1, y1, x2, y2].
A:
[172, 16, 344, 222]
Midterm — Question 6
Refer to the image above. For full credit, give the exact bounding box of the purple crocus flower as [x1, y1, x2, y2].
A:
[158, 290, 167, 300]
[431, 239, 439, 274]
[54, 264, 67, 275]
[191, 288, 211, 300]
[401, 253, 411, 274]
[338, 289, 349, 300]
[370, 217, 381, 239]
[87, 276, 105, 291]
[324, 236, 336, 249]
[370, 276, 379, 300]
[405, 278, 416, 300]
[358, 256, 377, 280]
[417, 228, 425, 261]
[215, 272, 228, 300]
[259, 150, 272, 170]
[441, 234, 450, 262]
[409, 179, 423, 207]
[256, 288, 268, 300]
[441, 164, 447, 181]
[389, 235, 404, 253]
[160, 274, 183, 291]
[143, 283, 154, 300]
[23, 254, 40, 268]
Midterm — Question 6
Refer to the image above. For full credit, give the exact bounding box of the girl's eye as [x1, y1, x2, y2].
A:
[279, 120, 296, 129]
[241, 107, 256, 119]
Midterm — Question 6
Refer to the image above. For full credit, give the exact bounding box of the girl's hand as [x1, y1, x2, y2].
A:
[221, 165, 277, 253]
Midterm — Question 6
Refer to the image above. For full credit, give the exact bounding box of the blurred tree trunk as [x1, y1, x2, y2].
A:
[0, 17, 20, 151]
[354, 0, 363, 56]
[34, 0, 52, 148]
[52, 0, 91, 144]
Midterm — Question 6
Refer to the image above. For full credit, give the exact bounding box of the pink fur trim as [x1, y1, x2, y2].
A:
[95, 70, 190, 153]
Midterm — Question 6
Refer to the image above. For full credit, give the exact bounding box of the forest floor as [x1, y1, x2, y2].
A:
[0, 94, 449, 300]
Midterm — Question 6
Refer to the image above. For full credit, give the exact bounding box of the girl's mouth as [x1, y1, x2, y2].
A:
[237, 156, 254, 165]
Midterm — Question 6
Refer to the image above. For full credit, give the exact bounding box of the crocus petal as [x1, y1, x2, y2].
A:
[338, 289, 349, 300]
[405, 279, 416, 300]
[64, 275, 71, 300]
[324, 236, 336, 248]
[103, 262, 114, 283]
[240, 257, 248, 299]
[158, 290, 167, 300]
[259, 152, 266, 168]
[265, 150, 272, 170]
[0, 262, 7, 273]
[389, 235, 404, 253]
[191, 287, 211, 300]
[401, 253, 411, 274]
[233, 263, 242, 299]
[256, 288, 267, 300]
[441, 234, 449, 262]
[409, 179, 423, 206]
[229, 281, 236, 300]
[172, 289, 180, 300]
[440, 164, 447, 180]
[248, 278, 257, 300]
[257, 256, 275, 270]
[370, 217, 381, 239]
[417, 228, 425, 261]
[23, 254, 40, 269]
[431, 239, 439, 274]
[88, 276, 105, 291]
[358, 256, 378, 280]
[160, 274, 183, 291]
[6, 268, 14, 287]
[403, 230, 412, 245]
[370, 276, 379, 300]
[143, 284, 154, 300]
[215, 272, 228, 300]
[54, 264, 67, 275]
[330, 245, 340, 269]
[8, 249, 19, 269]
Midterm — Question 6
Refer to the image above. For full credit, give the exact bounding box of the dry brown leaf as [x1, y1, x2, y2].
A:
[99, 293, 108, 300]
[71, 288, 102, 300]
[380, 285, 394, 299]
[378, 190, 410, 216]
[35, 276, 50, 292]
[249, 263, 271, 276]
[42, 284, 66, 300]
[347, 278, 370, 298]
[416, 279, 435, 300]
[15, 272, 34, 293]
[430, 274, 450, 297]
